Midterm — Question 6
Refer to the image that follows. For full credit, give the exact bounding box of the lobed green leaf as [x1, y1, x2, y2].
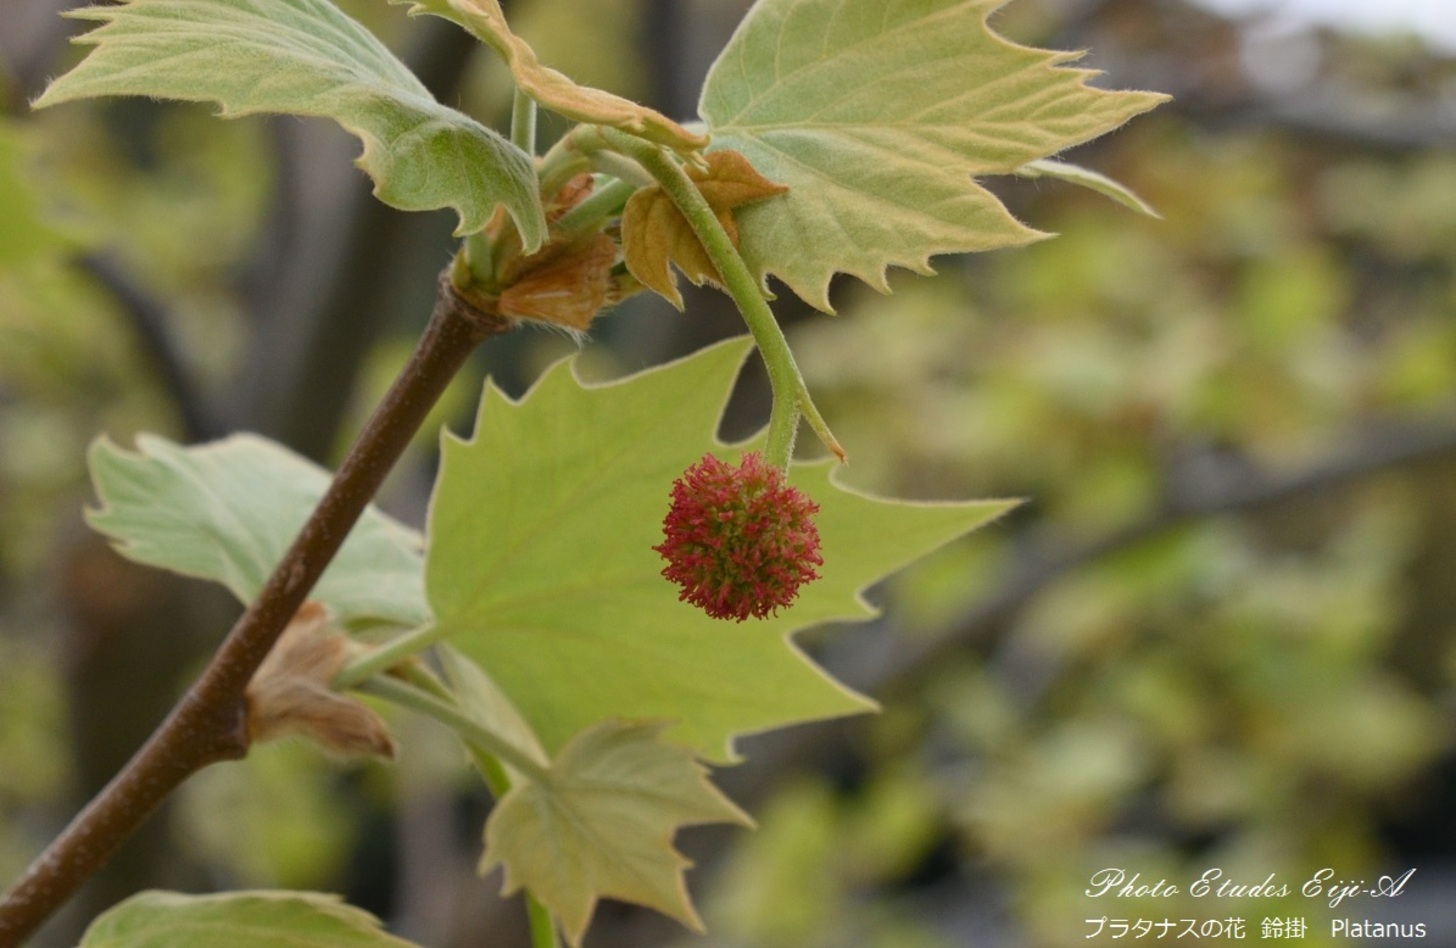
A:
[86, 433, 428, 629]
[78, 890, 422, 947]
[396, 0, 706, 152]
[482, 721, 750, 947]
[699, 0, 1168, 310]
[425, 338, 1012, 762]
[35, 0, 546, 246]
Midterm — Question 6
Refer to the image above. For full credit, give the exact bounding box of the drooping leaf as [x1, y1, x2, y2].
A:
[78, 890, 422, 948]
[35, 0, 545, 246]
[395, 0, 706, 152]
[621, 149, 788, 310]
[698, 0, 1168, 310]
[425, 338, 1012, 762]
[86, 433, 428, 628]
[1016, 158, 1161, 218]
[481, 720, 751, 947]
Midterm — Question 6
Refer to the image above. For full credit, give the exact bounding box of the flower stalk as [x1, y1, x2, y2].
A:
[584, 126, 843, 470]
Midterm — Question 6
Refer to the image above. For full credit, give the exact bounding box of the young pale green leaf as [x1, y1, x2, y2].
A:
[35, 0, 545, 246]
[86, 433, 428, 629]
[425, 338, 1012, 762]
[79, 890, 422, 948]
[396, 0, 706, 153]
[481, 720, 751, 948]
[1016, 158, 1161, 218]
[698, 0, 1169, 311]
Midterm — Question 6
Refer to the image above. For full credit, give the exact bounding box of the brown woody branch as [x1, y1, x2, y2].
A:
[0, 272, 509, 947]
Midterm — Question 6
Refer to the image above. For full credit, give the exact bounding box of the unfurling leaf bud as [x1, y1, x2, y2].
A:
[654, 452, 822, 622]
[245, 602, 395, 760]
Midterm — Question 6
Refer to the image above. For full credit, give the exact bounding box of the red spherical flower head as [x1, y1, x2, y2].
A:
[654, 451, 823, 622]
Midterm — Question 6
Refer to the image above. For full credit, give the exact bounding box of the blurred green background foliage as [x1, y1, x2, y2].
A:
[4, 0, 1456, 945]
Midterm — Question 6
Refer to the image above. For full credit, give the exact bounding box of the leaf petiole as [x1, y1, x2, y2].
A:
[356, 675, 550, 785]
[461, 229, 496, 288]
[391, 656, 454, 703]
[334, 623, 445, 690]
[527, 894, 562, 948]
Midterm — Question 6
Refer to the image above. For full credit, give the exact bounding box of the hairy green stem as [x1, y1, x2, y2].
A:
[590, 127, 842, 467]
[553, 176, 637, 235]
[461, 228, 496, 288]
[335, 622, 444, 689]
[0, 272, 510, 948]
[392, 656, 454, 703]
[357, 676, 549, 784]
[387, 654, 560, 948]
[527, 895, 561, 948]
[584, 149, 656, 189]
[537, 136, 592, 200]
[511, 87, 538, 155]
[462, 91, 537, 288]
